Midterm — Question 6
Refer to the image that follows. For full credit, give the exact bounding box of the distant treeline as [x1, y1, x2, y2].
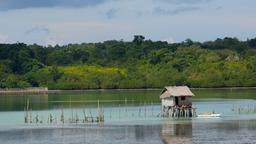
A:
[0, 36, 256, 89]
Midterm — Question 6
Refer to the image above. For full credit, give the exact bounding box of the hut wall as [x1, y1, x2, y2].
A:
[161, 97, 174, 107]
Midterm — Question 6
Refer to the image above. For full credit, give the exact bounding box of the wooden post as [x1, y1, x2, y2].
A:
[132, 99, 134, 117]
[75, 112, 79, 124]
[35, 113, 39, 124]
[61, 108, 64, 125]
[151, 101, 153, 116]
[109, 108, 112, 120]
[24, 108, 28, 124]
[89, 109, 93, 122]
[144, 101, 146, 118]
[29, 109, 32, 123]
[83, 109, 87, 123]
[125, 97, 127, 113]
[119, 104, 121, 120]
[40, 115, 43, 124]
[97, 99, 100, 120]
[24, 99, 30, 124]
[139, 107, 141, 117]
[50, 113, 53, 124]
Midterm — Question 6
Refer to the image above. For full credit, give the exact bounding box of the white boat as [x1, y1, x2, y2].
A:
[197, 112, 221, 118]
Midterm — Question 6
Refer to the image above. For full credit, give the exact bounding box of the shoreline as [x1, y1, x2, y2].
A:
[0, 87, 48, 94]
[48, 87, 256, 93]
[49, 87, 256, 91]
[1, 87, 256, 94]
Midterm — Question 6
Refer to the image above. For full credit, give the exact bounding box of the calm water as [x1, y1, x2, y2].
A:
[0, 89, 256, 144]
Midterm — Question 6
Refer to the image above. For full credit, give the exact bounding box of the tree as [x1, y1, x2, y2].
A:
[46, 50, 73, 65]
[183, 39, 194, 46]
[0, 36, 256, 89]
[133, 35, 145, 45]
[5, 74, 18, 88]
[248, 38, 256, 48]
[50, 66, 63, 82]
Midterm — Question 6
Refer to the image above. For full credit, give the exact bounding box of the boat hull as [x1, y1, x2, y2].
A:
[197, 114, 221, 118]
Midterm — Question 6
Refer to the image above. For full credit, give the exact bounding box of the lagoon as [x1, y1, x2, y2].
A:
[0, 89, 256, 143]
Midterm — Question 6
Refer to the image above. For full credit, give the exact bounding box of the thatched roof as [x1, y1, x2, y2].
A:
[160, 86, 194, 99]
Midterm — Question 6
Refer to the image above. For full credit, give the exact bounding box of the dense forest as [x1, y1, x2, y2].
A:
[0, 36, 256, 89]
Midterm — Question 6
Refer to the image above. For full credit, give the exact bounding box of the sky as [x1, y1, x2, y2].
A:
[0, 0, 255, 45]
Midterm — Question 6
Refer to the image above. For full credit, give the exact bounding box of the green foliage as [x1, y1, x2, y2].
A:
[5, 74, 18, 88]
[50, 66, 63, 82]
[0, 36, 256, 89]
[133, 35, 145, 45]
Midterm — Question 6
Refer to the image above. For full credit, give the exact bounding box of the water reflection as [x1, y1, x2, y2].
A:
[161, 121, 192, 144]
[0, 125, 162, 144]
[0, 94, 48, 111]
[192, 120, 256, 143]
[0, 90, 161, 111]
[134, 125, 161, 141]
[0, 120, 256, 144]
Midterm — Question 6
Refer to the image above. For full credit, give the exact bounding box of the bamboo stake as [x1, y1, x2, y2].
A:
[119, 104, 121, 120]
[50, 113, 53, 124]
[24, 107, 28, 124]
[109, 108, 112, 120]
[61, 108, 64, 125]
[125, 97, 127, 116]
[83, 109, 87, 123]
[89, 109, 93, 122]
[29, 108, 32, 123]
[40, 115, 43, 124]
[151, 101, 154, 117]
[144, 101, 146, 118]
[75, 112, 79, 124]
[35, 113, 39, 124]
[139, 107, 141, 117]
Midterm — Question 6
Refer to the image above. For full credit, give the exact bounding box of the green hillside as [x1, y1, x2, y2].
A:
[0, 36, 256, 89]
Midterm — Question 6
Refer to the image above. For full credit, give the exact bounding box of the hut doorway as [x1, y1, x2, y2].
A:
[175, 97, 179, 106]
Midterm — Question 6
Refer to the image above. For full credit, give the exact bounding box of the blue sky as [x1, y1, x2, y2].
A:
[0, 0, 255, 45]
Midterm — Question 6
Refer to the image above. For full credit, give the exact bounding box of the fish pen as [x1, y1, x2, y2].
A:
[23, 87, 198, 126]
[232, 104, 256, 114]
[23, 98, 163, 125]
[24, 98, 105, 125]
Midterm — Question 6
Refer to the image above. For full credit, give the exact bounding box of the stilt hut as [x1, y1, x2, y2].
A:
[160, 86, 196, 118]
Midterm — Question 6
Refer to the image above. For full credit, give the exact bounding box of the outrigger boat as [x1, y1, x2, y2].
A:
[197, 112, 221, 118]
